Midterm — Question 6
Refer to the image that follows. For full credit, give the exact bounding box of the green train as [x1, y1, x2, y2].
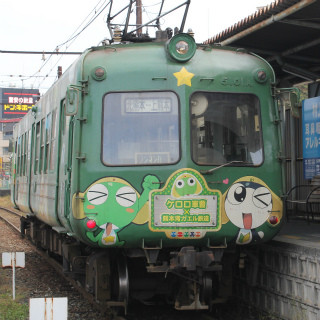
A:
[11, 8, 290, 311]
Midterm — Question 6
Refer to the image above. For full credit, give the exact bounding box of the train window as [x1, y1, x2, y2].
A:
[102, 91, 180, 166]
[62, 100, 67, 135]
[190, 92, 263, 166]
[23, 133, 27, 176]
[35, 121, 41, 174]
[40, 118, 45, 173]
[27, 130, 31, 176]
[14, 141, 17, 175]
[44, 113, 52, 173]
[21, 134, 25, 176]
[17, 136, 21, 176]
[49, 110, 56, 171]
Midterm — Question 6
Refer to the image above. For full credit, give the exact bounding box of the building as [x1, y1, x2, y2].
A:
[0, 87, 40, 189]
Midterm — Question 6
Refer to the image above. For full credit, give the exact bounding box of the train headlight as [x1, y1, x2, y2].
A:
[176, 41, 189, 54]
[91, 66, 107, 81]
[166, 33, 196, 62]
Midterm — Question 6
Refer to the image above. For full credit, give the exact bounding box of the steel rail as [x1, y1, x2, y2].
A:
[0, 206, 111, 317]
[0, 207, 22, 232]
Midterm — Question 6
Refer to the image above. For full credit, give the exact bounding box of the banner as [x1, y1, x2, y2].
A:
[0, 88, 39, 119]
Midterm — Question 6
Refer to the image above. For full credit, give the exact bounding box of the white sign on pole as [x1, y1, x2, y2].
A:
[2, 252, 25, 268]
[29, 297, 68, 320]
[2, 252, 25, 300]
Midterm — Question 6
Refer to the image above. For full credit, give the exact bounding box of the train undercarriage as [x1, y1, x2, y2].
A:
[21, 216, 237, 313]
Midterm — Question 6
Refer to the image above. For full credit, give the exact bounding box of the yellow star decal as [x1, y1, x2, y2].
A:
[173, 67, 194, 87]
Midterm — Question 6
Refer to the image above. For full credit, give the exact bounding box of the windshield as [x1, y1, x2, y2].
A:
[190, 92, 263, 166]
[102, 91, 180, 166]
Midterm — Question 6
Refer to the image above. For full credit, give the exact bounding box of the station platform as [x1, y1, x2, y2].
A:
[276, 218, 320, 249]
[236, 217, 320, 320]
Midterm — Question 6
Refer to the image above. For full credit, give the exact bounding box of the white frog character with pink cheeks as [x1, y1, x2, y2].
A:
[225, 180, 272, 245]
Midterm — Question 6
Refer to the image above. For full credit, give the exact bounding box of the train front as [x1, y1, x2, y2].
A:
[70, 32, 283, 309]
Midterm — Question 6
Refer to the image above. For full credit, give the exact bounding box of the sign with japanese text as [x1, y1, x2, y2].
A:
[0, 88, 39, 119]
[149, 168, 222, 239]
[302, 97, 320, 179]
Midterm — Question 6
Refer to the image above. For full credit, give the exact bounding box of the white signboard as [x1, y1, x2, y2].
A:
[29, 297, 68, 320]
[2, 252, 25, 268]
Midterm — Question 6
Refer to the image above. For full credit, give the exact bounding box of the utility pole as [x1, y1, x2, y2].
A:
[136, 0, 142, 36]
[57, 66, 62, 78]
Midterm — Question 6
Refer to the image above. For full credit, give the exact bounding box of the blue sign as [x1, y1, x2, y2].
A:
[302, 96, 320, 179]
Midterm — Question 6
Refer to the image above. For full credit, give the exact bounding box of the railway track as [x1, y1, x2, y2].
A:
[1, 205, 269, 320]
[0, 205, 261, 320]
[0, 206, 222, 320]
[0, 206, 22, 232]
[0, 206, 114, 320]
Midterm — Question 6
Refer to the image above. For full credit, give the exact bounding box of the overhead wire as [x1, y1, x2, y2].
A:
[56, 0, 110, 49]
[31, 0, 111, 91]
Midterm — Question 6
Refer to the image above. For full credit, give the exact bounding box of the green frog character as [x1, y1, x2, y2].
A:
[171, 172, 202, 198]
[83, 175, 159, 246]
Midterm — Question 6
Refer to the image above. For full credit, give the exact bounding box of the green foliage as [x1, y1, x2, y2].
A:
[296, 82, 308, 101]
[0, 293, 28, 320]
[0, 264, 28, 320]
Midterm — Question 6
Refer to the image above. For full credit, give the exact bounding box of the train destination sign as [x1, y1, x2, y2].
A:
[302, 96, 320, 179]
[0, 88, 39, 119]
[125, 98, 171, 113]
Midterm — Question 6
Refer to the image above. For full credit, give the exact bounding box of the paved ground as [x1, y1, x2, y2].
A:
[276, 217, 320, 248]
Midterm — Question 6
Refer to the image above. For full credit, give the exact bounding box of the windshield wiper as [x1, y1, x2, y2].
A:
[200, 161, 245, 175]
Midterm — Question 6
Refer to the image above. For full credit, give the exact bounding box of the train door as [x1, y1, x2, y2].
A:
[57, 100, 73, 227]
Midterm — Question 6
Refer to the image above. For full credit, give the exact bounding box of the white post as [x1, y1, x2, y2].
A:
[12, 253, 16, 300]
[2, 252, 25, 300]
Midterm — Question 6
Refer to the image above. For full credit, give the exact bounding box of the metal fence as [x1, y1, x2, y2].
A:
[284, 107, 319, 218]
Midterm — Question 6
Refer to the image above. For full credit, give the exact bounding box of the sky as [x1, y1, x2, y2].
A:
[0, 0, 273, 94]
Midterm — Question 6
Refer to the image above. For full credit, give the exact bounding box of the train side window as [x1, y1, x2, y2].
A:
[34, 121, 41, 174]
[22, 133, 26, 176]
[20, 134, 24, 176]
[14, 141, 17, 175]
[49, 110, 56, 171]
[62, 100, 67, 135]
[190, 92, 263, 166]
[102, 91, 180, 166]
[17, 136, 21, 176]
[26, 130, 31, 176]
[44, 113, 52, 173]
[40, 118, 45, 173]
[22, 132, 28, 176]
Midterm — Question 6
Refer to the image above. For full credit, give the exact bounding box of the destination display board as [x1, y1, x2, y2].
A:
[0, 88, 39, 119]
[302, 96, 320, 179]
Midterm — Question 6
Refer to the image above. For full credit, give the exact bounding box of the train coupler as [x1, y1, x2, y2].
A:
[170, 246, 223, 271]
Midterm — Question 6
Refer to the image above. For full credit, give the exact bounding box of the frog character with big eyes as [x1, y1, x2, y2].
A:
[82, 175, 159, 246]
[224, 176, 282, 245]
[171, 172, 202, 198]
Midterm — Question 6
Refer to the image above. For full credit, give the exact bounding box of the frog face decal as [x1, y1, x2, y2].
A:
[171, 173, 202, 198]
[75, 175, 160, 247]
[85, 182, 139, 240]
[223, 176, 282, 245]
[225, 181, 272, 230]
